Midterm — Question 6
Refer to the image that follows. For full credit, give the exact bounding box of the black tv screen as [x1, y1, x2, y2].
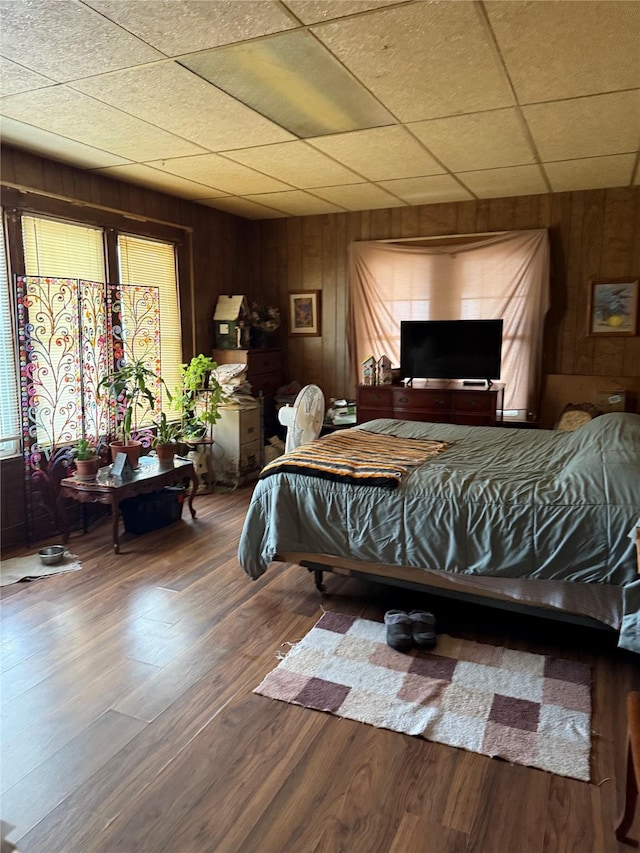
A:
[400, 319, 503, 381]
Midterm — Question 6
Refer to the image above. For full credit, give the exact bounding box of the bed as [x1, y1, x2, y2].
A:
[238, 412, 640, 654]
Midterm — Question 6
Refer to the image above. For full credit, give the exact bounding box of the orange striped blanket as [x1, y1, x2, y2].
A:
[259, 429, 451, 489]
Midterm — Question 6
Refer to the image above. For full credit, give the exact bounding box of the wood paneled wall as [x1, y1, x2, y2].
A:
[249, 188, 640, 401]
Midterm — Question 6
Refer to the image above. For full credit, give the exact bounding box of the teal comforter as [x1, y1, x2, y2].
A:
[238, 413, 640, 652]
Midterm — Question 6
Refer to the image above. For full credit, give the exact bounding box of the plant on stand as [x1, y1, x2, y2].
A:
[173, 354, 227, 441]
[98, 357, 170, 468]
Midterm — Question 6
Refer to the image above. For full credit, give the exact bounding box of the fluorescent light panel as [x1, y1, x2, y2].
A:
[179, 31, 395, 138]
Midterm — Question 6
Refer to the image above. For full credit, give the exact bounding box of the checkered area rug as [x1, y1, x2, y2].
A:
[254, 611, 592, 781]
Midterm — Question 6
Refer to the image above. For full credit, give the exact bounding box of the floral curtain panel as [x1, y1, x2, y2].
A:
[16, 275, 161, 541]
[348, 230, 550, 416]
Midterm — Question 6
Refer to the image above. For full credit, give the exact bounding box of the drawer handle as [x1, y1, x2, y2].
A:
[437, 399, 446, 405]
[469, 400, 478, 407]
[398, 396, 408, 403]
[372, 394, 380, 401]
[248, 427, 255, 434]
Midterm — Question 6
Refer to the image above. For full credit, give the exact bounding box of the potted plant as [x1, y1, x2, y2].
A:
[71, 437, 101, 481]
[152, 412, 182, 465]
[173, 354, 227, 441]
[98, 357, 171, 468]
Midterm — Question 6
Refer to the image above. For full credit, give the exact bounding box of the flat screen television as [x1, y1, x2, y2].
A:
[400, 319, 503, 383]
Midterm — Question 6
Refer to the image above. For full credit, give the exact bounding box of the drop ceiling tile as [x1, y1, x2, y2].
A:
[85, 0, 298, 56]
[409, 109, 536, 172]
[544, 155, 636, 193]
[223, 141, 363, 188]
[0, 59, 54, 97]
[308, 126, 444, 181]
[486, 0, 640, 103]
[312, 2, 514, 122]
[71, 62, 295, 151]
[0, 117, 130, 169]
[1, 87, 206, 161]
[523, 92, 640, 162]
[92, 164, 229, 199]
[459, 165, 548, 198]
[146, 154, 293, 195]
[243, 191, 345, 216]
[283, 1, 408, 25]
[376, 175, 474, 205]
[199, 196, 285, 219]
[0, 0, 163, 83]
[312, 182, 404, 210]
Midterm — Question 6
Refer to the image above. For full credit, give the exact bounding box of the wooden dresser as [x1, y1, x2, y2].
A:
[212, 348, 283, 436]
[357, 382, 504, 427]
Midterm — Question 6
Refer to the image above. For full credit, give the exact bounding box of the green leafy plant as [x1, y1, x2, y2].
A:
[98, 358, 171, 445]
[172, 354, 226, 438]
[152, 411, 182, 447]
[71, 437, 98, 460]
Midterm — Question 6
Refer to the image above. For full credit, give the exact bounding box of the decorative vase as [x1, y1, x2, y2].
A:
[251, 328, 270, 349]
[109, 440, 142, 469]
[74, 456, 101, 481]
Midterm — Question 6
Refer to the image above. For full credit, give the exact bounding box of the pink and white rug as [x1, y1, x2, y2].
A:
[254, 611, 592, 781]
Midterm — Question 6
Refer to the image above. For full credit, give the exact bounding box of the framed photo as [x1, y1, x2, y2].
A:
[289, 290, 321, 337]
[588, 278, 639, 336]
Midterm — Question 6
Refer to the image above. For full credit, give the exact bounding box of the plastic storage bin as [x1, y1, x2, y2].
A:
[120, 486, 185, 535]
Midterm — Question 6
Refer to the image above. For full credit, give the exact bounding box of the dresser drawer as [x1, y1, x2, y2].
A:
[249, 372, 281, 397]
[247, 349, 282, 376]
[358, 386, 393, 407]
[238, 405, 261, 443]
[393, 388, 452, 412]
[453, 392, 494, 413]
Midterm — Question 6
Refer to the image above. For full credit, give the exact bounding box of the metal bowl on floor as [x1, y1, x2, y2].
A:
[38, 544, 66, 565]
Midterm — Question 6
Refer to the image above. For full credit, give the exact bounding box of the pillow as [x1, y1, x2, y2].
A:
[555, 402, 602, 432]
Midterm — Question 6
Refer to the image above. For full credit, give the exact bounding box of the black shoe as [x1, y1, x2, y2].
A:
[409, 610, 436, 649]
[384, 610, 413, 651]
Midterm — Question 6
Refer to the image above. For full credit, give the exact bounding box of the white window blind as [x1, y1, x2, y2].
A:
[118, 234, 182, 411]
[0, 210, 20, 457]
[22, 215, 105, 280]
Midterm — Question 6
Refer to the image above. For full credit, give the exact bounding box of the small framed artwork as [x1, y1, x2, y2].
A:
[289, 290, 321, 337]
[588, 278, 639, 336]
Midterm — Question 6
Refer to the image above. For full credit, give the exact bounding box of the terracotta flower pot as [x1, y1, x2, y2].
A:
[109, 440, 142, 469]
[155, 443, 176, 465]
[74, 456, 101, 481]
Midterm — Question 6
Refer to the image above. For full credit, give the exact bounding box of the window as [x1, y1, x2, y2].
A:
[19, 214, 182, 448]
[0, 210, 20, 457]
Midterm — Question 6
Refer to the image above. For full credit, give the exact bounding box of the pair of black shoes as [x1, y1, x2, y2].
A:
[384, 609, 436, 651]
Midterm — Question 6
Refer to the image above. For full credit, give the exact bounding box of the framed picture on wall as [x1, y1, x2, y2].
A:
[588, 278, 639, 336]
[289, 290, 321, 337]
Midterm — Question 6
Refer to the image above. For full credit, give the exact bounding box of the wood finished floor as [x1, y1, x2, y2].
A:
[1, 486, 639, 853]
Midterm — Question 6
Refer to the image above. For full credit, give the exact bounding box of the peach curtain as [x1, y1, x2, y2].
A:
[348, 230, 550, 417]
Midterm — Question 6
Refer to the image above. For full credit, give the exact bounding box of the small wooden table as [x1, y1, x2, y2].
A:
[58, 456, 198, 554]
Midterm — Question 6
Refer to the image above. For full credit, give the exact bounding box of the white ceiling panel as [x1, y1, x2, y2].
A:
[459, 165, 548, 199]
[0, 116, 130, 169]
[93, 163, 229, 199]
[312, 2, 515, 122]
[486, 0, 640, 104]
[0, 59, 54, 97]
[1, 87, 206, 161]
[312, 182, 404, 210]
[544, 155, 637, 193]
[0, 0, 637, 218]
[199, 196, 285, 219]
[523, 92, 640, 162]
[376, 175, 474, 205]
[71, 62, 295, 151]
[84, 0, 298, 56]
[0, 0, 163, 83]
[308, 126, 444, 181]
[223, 141, 364, 188]
[243, 190, 345, 216]
[146, 154, 294, 195]
[283, 1, 408, 25]
[409, 110, 536, 173]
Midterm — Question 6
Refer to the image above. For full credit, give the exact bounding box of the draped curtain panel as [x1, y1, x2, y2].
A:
[348, 230, 550, 416]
